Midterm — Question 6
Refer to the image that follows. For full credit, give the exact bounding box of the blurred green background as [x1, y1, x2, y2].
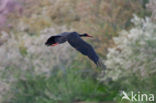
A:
[0, 0, 156, 103]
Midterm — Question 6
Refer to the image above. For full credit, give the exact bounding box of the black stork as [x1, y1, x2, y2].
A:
[45, 32, 106, 68]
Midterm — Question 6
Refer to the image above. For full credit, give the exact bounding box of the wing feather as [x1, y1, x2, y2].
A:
[68, 35, 99, 64]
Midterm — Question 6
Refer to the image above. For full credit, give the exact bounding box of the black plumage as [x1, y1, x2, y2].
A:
[45, 32, 99, 64]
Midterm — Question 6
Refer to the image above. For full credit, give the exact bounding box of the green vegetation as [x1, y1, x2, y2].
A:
[0, 0, 155, 103]
[6, 68, 119, 103]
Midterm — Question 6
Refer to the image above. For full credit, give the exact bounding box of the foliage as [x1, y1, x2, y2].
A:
[0, 0, 154, 103]
[0, 27, 74, 74]
[1, 0, 150, 56]
[147, 0, 156, 21]
[0, 26, 75, 102]
[4, 67, 119, 103]
[102, 16, 156, 80]
[100, 16, 156, 101]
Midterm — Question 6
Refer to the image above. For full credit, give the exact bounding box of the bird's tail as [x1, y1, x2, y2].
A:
[97, 58, 107, 71]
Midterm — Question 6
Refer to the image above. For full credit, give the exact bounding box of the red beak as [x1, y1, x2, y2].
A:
[87, 35, 93, 38]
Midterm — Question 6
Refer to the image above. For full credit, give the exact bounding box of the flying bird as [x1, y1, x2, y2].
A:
[45, 32, 106, 68]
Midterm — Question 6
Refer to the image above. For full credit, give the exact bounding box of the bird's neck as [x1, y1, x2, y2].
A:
[79, 34, 86, 37]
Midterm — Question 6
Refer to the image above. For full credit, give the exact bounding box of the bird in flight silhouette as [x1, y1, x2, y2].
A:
[45, 32, 105, 67]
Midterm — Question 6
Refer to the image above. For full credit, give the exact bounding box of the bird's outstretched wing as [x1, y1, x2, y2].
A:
[67, 34, 99, 64]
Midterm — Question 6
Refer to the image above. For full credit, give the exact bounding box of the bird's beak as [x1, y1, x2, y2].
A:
[87, 35, 93, 38]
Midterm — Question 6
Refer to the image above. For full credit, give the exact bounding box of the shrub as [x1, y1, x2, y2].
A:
[100, 16, 156, 96]
[4, 67, 118, 103]
[0, 26, 75, 102]
[1, 0, 150, 57]
[147, 0, 156, 21]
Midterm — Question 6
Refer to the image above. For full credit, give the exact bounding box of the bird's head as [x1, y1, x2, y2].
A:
[45, 36, 57, 46]
[45, 40, 52, 46]
[80, 33, 93, 38]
